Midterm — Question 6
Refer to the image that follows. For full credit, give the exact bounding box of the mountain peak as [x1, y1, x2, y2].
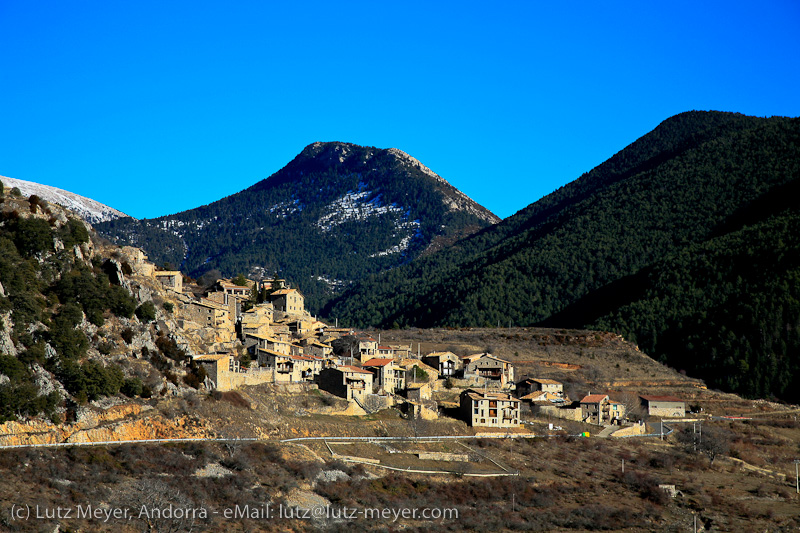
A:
[291, 142, 499, 225]
[96, 142, 500, 312]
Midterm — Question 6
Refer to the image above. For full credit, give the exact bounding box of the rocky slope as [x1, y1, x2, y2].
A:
[0, 175, 130, 224]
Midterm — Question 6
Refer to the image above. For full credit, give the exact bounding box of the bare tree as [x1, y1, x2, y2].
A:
[618, 392, 646, 422]
[115, 478, 198, 533]
[677, 425, 732, 465]
[409, 411, 433, 439]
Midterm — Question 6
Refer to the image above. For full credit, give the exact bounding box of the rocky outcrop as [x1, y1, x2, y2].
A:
[0, 403, 214, 446]
[0, 311, 17, 356]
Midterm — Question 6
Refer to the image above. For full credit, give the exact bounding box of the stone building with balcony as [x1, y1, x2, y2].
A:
[460, 389, 521, 428]
[317, 366, 374, 402]
[462, 354, 515, 388]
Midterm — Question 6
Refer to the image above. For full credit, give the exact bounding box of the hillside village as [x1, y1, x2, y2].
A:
[112, 245, 694, 436]
[4, 177, 800, 532]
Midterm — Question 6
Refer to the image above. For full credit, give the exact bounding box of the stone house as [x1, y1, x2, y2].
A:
[406, 382, 433, 402]
[290, 355, 323, 382]
[192, 353, 273, 391]
[639, 395, 686, 418]
[422, 352, 461, 377]
[287, 318, 316, 335]
[119, 246, 155, 277]
[358, 336, 378, 358]
[362, 358, 406, 394]
[317, 366, 374, 402]
[377, 345, 396, 357]
[462, 354, 515, 388]
[580, 394, 626, 425]
[517, 378, 564, 398]
[460, 389, 521, 428]
[397, 359, 440, 385]
[303, 340, 333, 358]
[270, 288, 305, 316]
[245, 333, 296, 356]
[212, 278, 253, 300]
[182, 299, 235, 342]
[155, 271, 183, 293]
[239, 304, 274, 333]
[521, 390, 565, 405]
[256, 349, 301, 382]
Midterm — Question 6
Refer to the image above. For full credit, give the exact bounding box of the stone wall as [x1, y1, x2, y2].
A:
[538, 404, 583, 421]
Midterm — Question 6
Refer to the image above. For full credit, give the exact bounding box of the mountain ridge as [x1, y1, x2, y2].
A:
[95, 141, 499, 312]
[324, 111, 800, 400]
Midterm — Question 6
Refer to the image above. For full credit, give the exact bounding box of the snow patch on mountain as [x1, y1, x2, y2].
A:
[0, 175, 130, 224]
[315, 275, 349, 291]
[316, 187, 404, 232]
[368, 222, 421, 258]
[269, 199, 301, 218]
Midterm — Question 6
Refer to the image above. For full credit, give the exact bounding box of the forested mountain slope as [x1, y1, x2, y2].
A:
[327, 112, 798, 328]
[96, 142, 498, 313]
[548, 196, 800, 401]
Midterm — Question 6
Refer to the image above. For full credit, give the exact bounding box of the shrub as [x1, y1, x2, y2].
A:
[135, 301, 156, 322]
[183, 361, 207, 389]
[11, 217, 54, 257]
[121, 377, 144, 397]
[162, 302, 174, 314]
[97, 341, 115, 355]
[10, 186, 21, 197]
[87, 308, 105, 327]
[58, 360, 124, 401]
[108, 286, 137, 318]
[59, 219, 90, 249]
[121, 327, 135, 344]
[156, 336, 185, 362]
[29, 194, 42, 213]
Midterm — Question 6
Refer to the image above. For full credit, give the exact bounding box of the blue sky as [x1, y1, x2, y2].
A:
[1, 1, 798, 220]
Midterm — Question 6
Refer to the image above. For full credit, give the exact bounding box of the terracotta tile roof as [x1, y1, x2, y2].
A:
[462, 388, 519, 402]
[462, 353, 511, 364]
[338, 365, 373, 375]
[257, 348, 290, 358]
[425, 351, 457, 358]
[530, 378, 562, 385]
[195, 299, 229, 311]
[192, 354, 229, 362]
[640, 395, 684, 403]
[271, 289, 298, 296]
[521, 390, 561, 401]
[397, 359, 439, 375]
[580, 394, 609, 404]
[362, 358, 395, 367]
